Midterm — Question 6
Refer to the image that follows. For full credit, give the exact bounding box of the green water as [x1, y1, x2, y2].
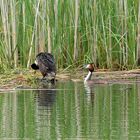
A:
[0, 81, 140, 139]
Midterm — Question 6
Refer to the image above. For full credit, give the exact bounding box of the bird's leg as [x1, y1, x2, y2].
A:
[41, 73, 48, 81]
[50, 78, 56, 84]
[41, 75, 46, 81]
[34, 70, 36, 74]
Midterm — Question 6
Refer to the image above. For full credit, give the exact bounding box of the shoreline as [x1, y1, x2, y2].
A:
[0, 69, 140, 89]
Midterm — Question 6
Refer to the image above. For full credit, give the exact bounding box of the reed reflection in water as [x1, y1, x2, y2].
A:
[0, 81, 140, 139]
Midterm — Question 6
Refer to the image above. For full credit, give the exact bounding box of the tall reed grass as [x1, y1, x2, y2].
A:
[0, 0, 140, 70]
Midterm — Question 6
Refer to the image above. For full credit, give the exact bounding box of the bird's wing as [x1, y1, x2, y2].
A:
[37, 53, 56, 72]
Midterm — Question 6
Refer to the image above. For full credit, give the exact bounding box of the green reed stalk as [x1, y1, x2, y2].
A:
[137, 1, 140, 65]
[73, 0, 79, 61]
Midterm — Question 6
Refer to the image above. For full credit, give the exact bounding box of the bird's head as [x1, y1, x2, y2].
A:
[31, 63, 39, 70]
[85, 63, 94, 72]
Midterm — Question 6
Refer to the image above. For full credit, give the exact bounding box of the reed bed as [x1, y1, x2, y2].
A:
[0, 0, 140, 70]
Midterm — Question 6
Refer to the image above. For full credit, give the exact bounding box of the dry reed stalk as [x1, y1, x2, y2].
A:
[47, 1, 51, 53]
[119, 0, 124, 66]
[10, 0, 18, 67]
[27, 0, 40, 68]
[38, 0, 46, 52]
[54, 0, 58, 29]
[108, 0, 112, 68]
[109, 17, 112, 68]
[124, 0, 128, 66]
[0, 0, 11, 60]
[93, 0, 97, 66]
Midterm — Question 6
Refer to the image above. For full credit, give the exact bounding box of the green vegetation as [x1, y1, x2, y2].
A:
[0, 0, 140, 70]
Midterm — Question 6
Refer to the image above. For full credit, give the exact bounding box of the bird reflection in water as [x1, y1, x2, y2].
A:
[34, 83, 56, 136]
[84, 82, 95, 106]
[36, 83, 56, 109]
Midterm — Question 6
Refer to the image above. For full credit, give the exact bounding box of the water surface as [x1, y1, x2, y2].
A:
[0, 81, 140, 139]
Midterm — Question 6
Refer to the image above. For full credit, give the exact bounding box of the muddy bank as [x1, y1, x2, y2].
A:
[0, 69, 140, 90]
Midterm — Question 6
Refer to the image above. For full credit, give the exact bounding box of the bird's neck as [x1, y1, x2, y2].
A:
[84, 71, 92, 82]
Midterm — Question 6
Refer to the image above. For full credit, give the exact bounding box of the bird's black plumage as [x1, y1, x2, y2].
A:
[31, 52, 56, 78]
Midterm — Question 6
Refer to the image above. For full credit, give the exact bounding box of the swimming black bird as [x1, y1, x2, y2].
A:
[31, 52, 56, 80]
